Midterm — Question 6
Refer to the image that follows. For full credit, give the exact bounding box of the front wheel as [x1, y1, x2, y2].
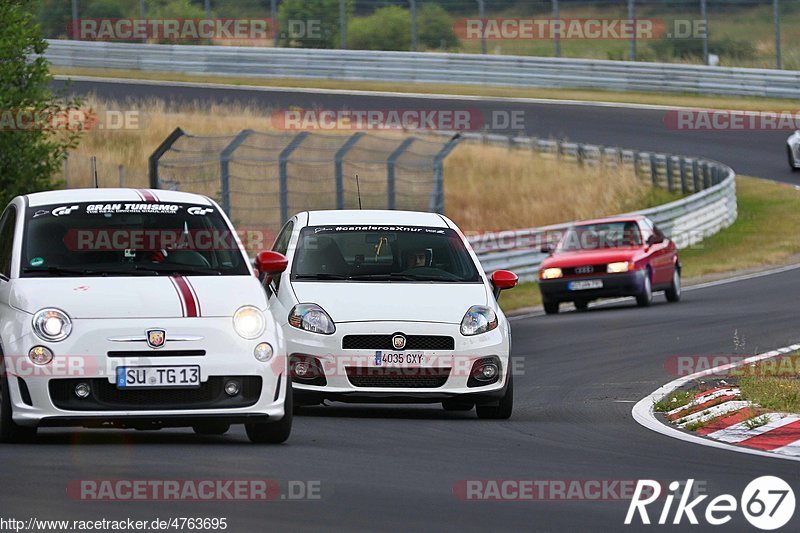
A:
[636, 271, 653, 307]
[476, 373, 513, 420]
[665, 267, 681, 302]
[0, 373, 37, 443]
[245, 379, 293, 444]
[543, 301, 559, 315]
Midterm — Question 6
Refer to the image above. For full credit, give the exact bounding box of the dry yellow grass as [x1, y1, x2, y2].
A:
[65, 97, 660, 232]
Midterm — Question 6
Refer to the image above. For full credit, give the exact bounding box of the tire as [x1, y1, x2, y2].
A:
[636, 270, 653, 307]
[789, 146, 799, 172]
[0, 371, 37, 443]
[665, 267, 681, 303]
[476, 373, 513, 420]
[543, 301, 560, 315]
[442, 398, 474, 411]
[192, 421, 230, 435]
[245, 378, 292, 444]
[574, 300, 589, 311]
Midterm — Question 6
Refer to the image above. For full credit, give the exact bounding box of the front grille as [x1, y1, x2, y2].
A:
[345, 367, 450, 388]
[49, 376, 261, 411]
[106, 350, 206, 358]
[342, 335, 454, 351]
[563, 264, 607, 276]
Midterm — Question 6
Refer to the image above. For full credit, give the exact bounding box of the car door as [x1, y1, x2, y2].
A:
[265, 218, 298, 325]
[648, 224, 675, 286]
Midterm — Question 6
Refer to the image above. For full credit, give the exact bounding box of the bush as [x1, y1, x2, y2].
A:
[418, 3, 458, 50]
[648, 35, 756, 63]
[0, 1, 84, 207]
[348, 6, 410, 51]
[278, 0, 349, 49]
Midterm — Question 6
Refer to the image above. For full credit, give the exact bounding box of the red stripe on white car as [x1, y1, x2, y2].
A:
[171, 276, 200, 318]
[137, 189, 158, 202]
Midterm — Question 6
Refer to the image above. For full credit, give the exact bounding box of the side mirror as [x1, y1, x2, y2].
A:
[256, 250, 288, 275]
[491, 270, 518, 299]
[647, 234, 664, 246]
[540, 244, 554, 254]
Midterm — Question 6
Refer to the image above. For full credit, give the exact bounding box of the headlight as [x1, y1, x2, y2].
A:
[540, 267, 563, 280]
[460, 305, 498, 336]
[288, 304, 335, 335]
[32, 308, 72, 342]
[233, 306, 266, 339]
[607, 261, 632, 273]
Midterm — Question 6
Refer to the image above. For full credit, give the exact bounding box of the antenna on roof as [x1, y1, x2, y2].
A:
[355, 173, 362, 209]
[91, 156, 99, 188]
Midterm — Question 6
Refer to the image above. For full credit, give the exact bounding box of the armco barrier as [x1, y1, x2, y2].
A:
[44, 40, 800, 99]
[446, 133, 737, 281]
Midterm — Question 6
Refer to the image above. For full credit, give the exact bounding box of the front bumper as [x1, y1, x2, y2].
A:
[286, 320, 510, 404]
[538, 269, 646, 302]
[3, 317, 287, 427]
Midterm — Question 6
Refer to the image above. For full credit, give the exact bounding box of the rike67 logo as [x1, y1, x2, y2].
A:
[625, 477, 795, 530]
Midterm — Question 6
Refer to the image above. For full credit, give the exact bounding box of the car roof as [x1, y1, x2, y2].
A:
[25, 188, 214, 208]
[303, 210, 450, 228]
[570, 215, 649, 227]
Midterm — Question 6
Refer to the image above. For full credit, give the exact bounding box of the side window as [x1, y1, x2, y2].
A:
[0, 207, 17, 279]
[270, 220, 294, 291]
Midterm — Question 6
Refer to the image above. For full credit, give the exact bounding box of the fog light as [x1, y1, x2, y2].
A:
[224, 380, 240, 396]
[74, 382, 91, 399]
[28, 346, 53, 365]
[253, 342, 273, 362]
[294, 362, 310, 377]
[478, 363, 499, 381]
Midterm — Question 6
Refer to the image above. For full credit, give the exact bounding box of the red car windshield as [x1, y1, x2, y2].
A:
[557, 221, 642, 251]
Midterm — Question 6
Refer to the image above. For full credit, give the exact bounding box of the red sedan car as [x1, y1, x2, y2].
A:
[537, 216, 681, 314]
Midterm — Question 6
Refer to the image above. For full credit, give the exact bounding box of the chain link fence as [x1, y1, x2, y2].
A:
[45, 1, 798, 69]
[149, 129, 460, 233]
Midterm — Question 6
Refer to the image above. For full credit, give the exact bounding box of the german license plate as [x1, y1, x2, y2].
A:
[568, 279, 603, 291]
[373, 352, 425, 366]
[116, 365, 200, 389]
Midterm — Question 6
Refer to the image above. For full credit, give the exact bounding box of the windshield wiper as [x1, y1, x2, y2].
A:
[23, 266, 109, 277]
[133, 264, 222, 276]
[346, 273, 463, 282]
[293, 273, 350, 280]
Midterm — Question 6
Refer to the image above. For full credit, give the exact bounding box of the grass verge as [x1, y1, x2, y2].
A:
[740, 353, 800, 413]
[52, 66, 800, 112]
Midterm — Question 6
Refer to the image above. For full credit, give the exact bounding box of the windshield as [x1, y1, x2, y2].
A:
[21, 201, 250, 277]
[291, 225, 481, 283]
[557, 221, 642, 252]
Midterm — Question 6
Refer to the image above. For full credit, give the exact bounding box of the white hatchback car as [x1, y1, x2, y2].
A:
[0, 188, 292, 443]
[262, 210, 518, 419]
[788, 130, 800, 171]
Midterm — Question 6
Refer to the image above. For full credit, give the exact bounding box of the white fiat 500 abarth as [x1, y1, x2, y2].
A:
[262, 210, 518, 419]
[0, 189, 291, 443]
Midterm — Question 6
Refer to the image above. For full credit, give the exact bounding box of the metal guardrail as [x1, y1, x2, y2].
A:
[45, 40, 800, 99]
[445, 133, 737, 281]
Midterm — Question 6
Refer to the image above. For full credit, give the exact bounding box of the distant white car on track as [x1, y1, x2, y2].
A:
[261, 210, 518, 419]
[788, 130, 800, 171]
[0, 188, 292, 443]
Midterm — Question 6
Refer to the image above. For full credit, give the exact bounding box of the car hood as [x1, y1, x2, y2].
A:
[541, 248, 643, 269]
[289, 281, 489, 324]
[10, 276, 265, 319]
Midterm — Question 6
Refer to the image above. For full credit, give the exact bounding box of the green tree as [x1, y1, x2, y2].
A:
[0, 1, 84, 206]
[349, 6, 410, 51]
[418, 3, 458, 50]
[278, 0, 348, 49]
